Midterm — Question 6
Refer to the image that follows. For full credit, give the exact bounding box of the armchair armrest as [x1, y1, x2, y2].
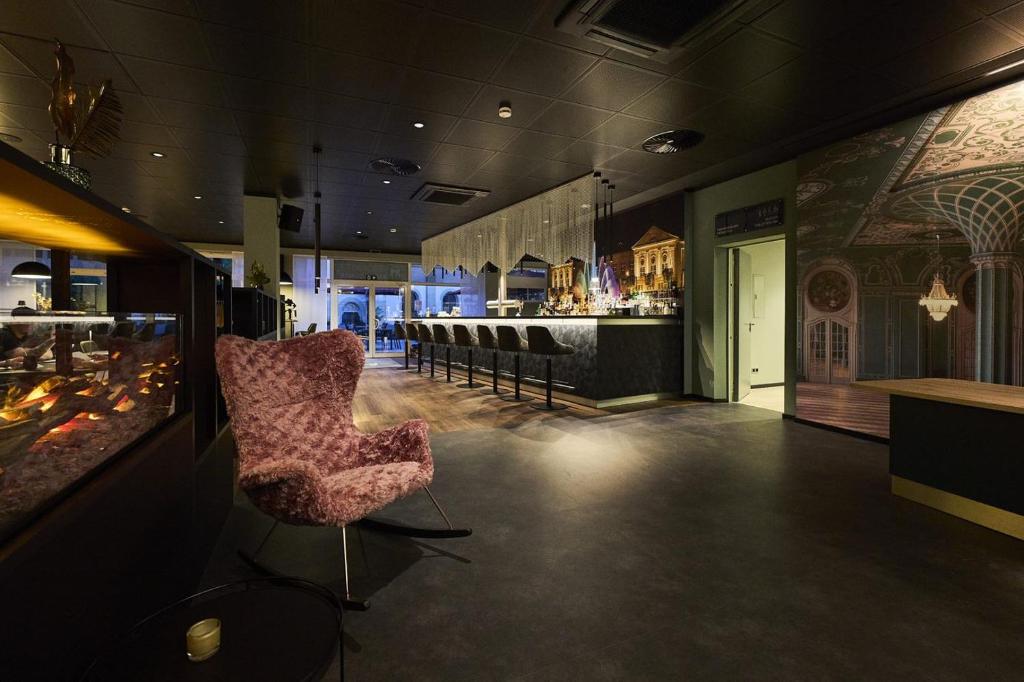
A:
[239, 458, 331, 525]
[355, 419, 432, 469]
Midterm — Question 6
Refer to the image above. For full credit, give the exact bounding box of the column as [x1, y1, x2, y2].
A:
[243, 194, 280, 337]
[971, 253, 1017, 384]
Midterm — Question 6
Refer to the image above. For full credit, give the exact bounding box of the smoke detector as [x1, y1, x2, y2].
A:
[498, 102, 512, 119]
[641, 129, 704, 154]
[369, 157, 422, 176]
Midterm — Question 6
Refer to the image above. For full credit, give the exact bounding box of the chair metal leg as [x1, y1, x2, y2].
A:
[445, 346, 452, 382]
[481, 349, 508, 395]
[430, 345, 435, 378]
[458, 348, 484, 389]
[358, 487, 473, 539]
[531, 356, 568, 411]
[500, 353, 533, 402]
[341, 527, 370, 611]
[403, 339, 409, 370]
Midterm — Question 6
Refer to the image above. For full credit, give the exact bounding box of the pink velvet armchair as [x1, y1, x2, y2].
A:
[216, 329, 470, 610]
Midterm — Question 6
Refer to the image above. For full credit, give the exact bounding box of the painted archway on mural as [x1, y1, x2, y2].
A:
[802, 258, 859, 384]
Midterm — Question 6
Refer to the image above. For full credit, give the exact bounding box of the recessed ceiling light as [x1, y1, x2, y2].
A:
[366, 210, 373, 215]
[412, 121, 425, 129]
[389, 227, 398, 233]
[356, 230, 363, 234]
[382, 179, 391, 184]
[218, 220, 224, 224]
[581, 203, 590, 208]
[121, 206, 131, 213]
[477, 234, 482, 238]
[193, 195, 202, 200]
[498, 101, 512, 119]
[542, 219, 549, 224]
[150, 151, 165, 158]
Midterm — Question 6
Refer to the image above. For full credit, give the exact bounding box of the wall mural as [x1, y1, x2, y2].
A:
[796, 79, 1024, 438]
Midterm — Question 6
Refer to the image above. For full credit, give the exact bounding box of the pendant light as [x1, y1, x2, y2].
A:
[11, 261, 51, 279]
[919, 233, 958, 322]
[313, 145, 322, 294]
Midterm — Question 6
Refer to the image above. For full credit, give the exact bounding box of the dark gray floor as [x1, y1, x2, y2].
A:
[203, 403, 1024, 681]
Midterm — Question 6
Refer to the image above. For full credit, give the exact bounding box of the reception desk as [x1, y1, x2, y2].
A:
[411, 316, 683, 407]
[853, 378, 1024, 540]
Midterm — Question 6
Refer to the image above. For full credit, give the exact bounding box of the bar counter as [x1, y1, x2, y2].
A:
[411, 316, 683, 407]
[854, 378, 1024, 540]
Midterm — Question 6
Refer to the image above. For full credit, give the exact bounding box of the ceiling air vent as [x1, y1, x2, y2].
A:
[369, 157, 422, 176]
[412, 183, 490, 206]
[555, 0, 754, 64]
[641, 129, 705, 154]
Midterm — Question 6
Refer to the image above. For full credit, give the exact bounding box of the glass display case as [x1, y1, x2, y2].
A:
[0, 312, 181, 544]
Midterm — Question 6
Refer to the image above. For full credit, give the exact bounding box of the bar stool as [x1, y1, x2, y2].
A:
[393, 322, 408, 370]
[432, 323, 454, 383]
[404, 322, 420, 372]
[416, 323, 435, 377]
[476, 325, 508, 396]
[526, 326, 575, 411]
[452, 324, 484, 389]
[496, 325, 533, 403]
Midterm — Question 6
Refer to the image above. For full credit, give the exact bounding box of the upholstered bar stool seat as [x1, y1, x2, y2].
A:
[416, 323, 435, 377]
[452, 324, 484, 389]
[526, 325, 575, 411]
[496, 325, 533, 403]
[476, 325, 508, 396]
[432, 324, 455, 383]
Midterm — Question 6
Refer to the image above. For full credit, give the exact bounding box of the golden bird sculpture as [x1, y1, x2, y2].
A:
[46, 39, 122, 158]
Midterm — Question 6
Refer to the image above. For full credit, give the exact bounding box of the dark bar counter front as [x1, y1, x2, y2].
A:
[411, 316, 683, 407]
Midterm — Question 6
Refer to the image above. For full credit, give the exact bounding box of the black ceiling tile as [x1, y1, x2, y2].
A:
[119, 0, 196, 15]
[409, 14, 515, 80]
[203, 23, 308, 86]
[224, 77, 312, 119]
[804, 71, 907, 123]
[391, 69, 482, 116]
[0, 41, 31, 76]
[314, 123, 378, 154]
[0, 74, 49, 107]
[527, 159, 591, 184]
[79, 0, 213, 67]
[116, 91, 164, 125]
[995, 3, 1024, 34]
[739, 54, 855, 118]
[583, 114, 671, 148]
[312, 91, 388, 129]
[461, 85, 553, 128]
[243, 138, 309, 164]
[0, 102, 53, 132]
[492, 38, 599, 97]
[681, 133, 753, 166]
[0, 35, 138, 91]
[561, 60, 665, 111]
[753, 0, 884, 46]
[623, 79, 725, 126]
[318, 148, 377, 172]
[381, 106, 457, 141]
[476, 152, 543, 177]
[417, 161, 470, 185]
[444, 118, 520, 150]
[433, 0, 544, 31]
[232, 110, 308, 145]
[119, 120, 179, 147]
[825, 1, 983, 69]
[311, 49, 403, 103]
[373, 134, 438, 163]
[0, 0, 106, 49]
[600, 149, 663, 175]
[429, 143, 493, 168]
[149, 97, 239, 134]
[120, 56, 227, 105]
[311, 0, 423, 62]
[676, 28, 801, 90]
[528, 101, 613, 137]
[975, 0, 1024, 13]
[682, 97, 809, 144]
[880, 21, 1022, 85]
[552, 139, 626, 166]
[502, 129, 574, 159]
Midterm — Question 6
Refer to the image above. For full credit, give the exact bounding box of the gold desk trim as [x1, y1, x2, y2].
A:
[892, 476, 1024, 541]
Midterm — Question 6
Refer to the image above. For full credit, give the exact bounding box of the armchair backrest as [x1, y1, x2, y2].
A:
[215, 330, 365, 469]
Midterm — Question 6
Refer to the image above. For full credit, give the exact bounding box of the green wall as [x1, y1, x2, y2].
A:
[684, 160, 798, 413]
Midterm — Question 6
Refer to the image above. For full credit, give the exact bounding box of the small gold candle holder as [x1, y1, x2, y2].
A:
[186, 618, 221, 663]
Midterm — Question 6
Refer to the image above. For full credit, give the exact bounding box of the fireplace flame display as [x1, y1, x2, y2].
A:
[0, 316, 180, 543]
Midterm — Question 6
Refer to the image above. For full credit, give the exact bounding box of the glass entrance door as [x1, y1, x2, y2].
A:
[333, 281, 407, 357]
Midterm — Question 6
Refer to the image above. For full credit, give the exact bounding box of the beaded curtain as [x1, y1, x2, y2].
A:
[421, 175, 596, 274]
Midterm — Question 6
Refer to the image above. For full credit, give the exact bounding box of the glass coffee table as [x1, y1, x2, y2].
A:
[82, 577, 343, 681]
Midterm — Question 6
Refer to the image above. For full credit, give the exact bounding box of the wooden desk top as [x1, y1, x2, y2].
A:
[852, 378, 1024, 415]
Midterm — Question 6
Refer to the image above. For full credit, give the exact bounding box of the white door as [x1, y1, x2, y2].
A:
[734, 249, 753, 401]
